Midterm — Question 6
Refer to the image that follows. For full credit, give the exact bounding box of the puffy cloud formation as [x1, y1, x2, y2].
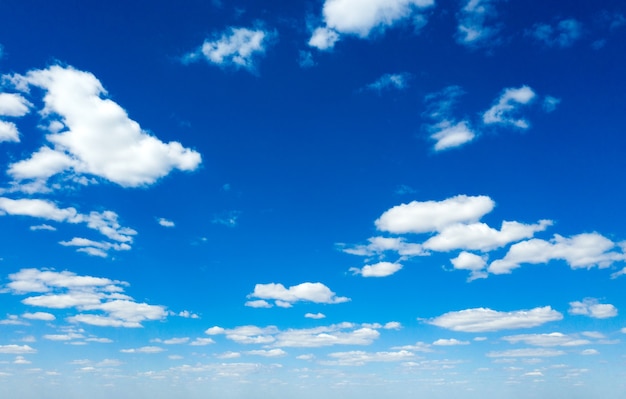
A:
[568, 298, 618, 319]
[184, 27, 274, 72]
[426, 306, 563, 332]
[321, 350, 414, 366]
[247, 282, 350, 307]
[0, 92, 32, 142]
[350, 261, 403, 277]
[309, 0, 434, 50]
[4, 65, 201, 190]
[482, 86, 537, 128]
[5, 268, 167, 328]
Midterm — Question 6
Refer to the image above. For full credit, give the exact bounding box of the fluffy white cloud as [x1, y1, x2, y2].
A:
[432, 338, 470, 346]
[350, 261, 403, 277]
[483, 86, 537, 129]
[0, 120, 20, 142]
[244, 299, 272, 308]
[322, 350, 414, 366]
[0, 92, 32, 117]
[375, 195, 494, 234]
[528, 19, 582, 48]
[341, 236, 424, 257]
[5, 65, 201, 189]
[6, 268, 167, 328]
[486, 348, 565, 358]
[502, 332, 591, 347]
[247, 282, 349, 306]
[305, 312, 326, 319]
[0, 345, 36, 354]
[429, 120, 476, 151]
[424, 220, 553, 252]
[157, 218, 175, 227]
[22, 312, 56, 321]
[184, 27, 273, 71]
[190, 338, 215, 346]
[488, 233, 626, 274]
[568, 298, 618, 319]
[427, 306, 563, 332]
[310, 0, 434, 49]
[450, 251, 488, 281]
[456, 0, 501, 47]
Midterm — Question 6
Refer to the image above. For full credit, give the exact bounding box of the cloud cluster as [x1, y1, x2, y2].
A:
[5, 268, 168, 328]
[568, 298, 618, 319]
[206, 322, 398, 348]
[527, 18, 583, 48]
[343, 194, 625, 280]
[455, 0, 502, 47]
[184, 26, 274, 72]
[246, 282, 349, 308]
[309, 0, 434, 50]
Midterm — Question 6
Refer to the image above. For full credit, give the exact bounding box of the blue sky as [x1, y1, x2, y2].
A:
[1, 0, 625, 397]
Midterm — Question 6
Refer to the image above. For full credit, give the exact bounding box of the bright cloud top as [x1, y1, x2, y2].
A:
[427, 306, 563, 332]
[5, 268, 168, 328]
[309, 0, 434, 50]
[528, 18, 583, 48]
[4, 65, 201, 190]
[184, 26, 274, 72]
[246, 282, 350, 308]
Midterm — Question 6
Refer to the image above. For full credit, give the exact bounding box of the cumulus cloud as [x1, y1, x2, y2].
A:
[245, 349, 287, 357]
[4, 65, 201, 190]
[0, 92, 32, 117]
[6, 268, 167, 328]
[502, 332, 591, 347]
[184, 26, 274, 72]
[207, 322, 383, 348]
[450, 251, 488, 281]
[488, 233, 626, 274]
[568, 298, 618, 319]
[426, 306, 563, 332]
[375, 195, 494, 234]
[350, 261, 403, 277]
[527, 19, 583, 48]
[22, 312, 56, 321]
[482, 86, 537, 129]
[305, 312, 326, 319]
[423, 86, 476, 151]
[157, 218, 175, 228]
[340, 236, 424, 257]
[456, 0, 502, 47]
[309, 0, 434, 50]
[247, 282, 350, 307]
[0, 345, 36, 354]
[429, 121, 476, 151]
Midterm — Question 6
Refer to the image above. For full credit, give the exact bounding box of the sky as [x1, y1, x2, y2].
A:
[0, 0, 625, 398]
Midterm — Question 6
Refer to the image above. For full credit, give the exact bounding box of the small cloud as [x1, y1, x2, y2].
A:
[120, 346, 164, 354]
[456, 0, 502, 48]
[245, 299, 272, 308]
[248, 282, 350, 307]
[569, 298, 618, 319]
[581, 349, 599, 355]
[298, 50, 316, 68]
[212, 210, 241, 227]
[305, 312, 326, 319]
[433, 338, 470, 346]
[190, 338, 215, 346]
[29, 224, 56, 231]
[482, 86, 536, 129]
[362, 73, 411, 93]
[350, 261, 403, 277]
[308, 27, 340, 50]
[177, 310, 199, 319]
[542, 96, 561, 113]
[157, 218, 175, 228]
[527, 18, 583, 48]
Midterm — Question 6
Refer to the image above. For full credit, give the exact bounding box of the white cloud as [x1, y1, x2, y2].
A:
[483, 86, 537, 129]
[392, 342, 433, 352]
[427, 306, 563, 332]
[157, 218, 175, 228]
[120, 346, 164, 354]
[432, 338, 470, 346]
[308, 27, 340, 50]
[305, 312, 326, 319]
[568, 298, 618, 319]
[502, 333, 591, 347]
[309, 0, 434, 50]
[363, 73, 411, 92]
[456, 0, 502, 47]
[581, 349, 599, 355]
[322, 350, 414, 366]
[247, 282, 350, 306]
[244, 299, 272, 308]
[22, 312, 55, 321]
[450, 251, 488, 281]
[7, 268, 167, 328]
[375, 195, 494, 234]
[0, 120, 20, 142]
[429, 120, 476, 151]
[215, 351, 241, 359]
[488, 233, 626, 274]
[205, 325, 277, 345]
[350, 261, 403, 277]
[13, 356, 31, 364]
[542, 96, 561, 112]
[184, 27, 274, 72]
[177, 310, 200, 319]
[424, 219, 553, 252]
[528, 19, 583, 48]
[486, 348, 565, 358]
[341, 236, 424, 257]
[212, 210, 241, 227]
[0, 345, 36, 354]
[190, 338, 215, 346]
[4, 65, 201, 189]
[245, 349, 286, 357]
[29, 224, 56, 231]
[0, 92, 32, 117]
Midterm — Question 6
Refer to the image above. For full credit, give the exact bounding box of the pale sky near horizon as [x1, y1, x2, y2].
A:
[1, 1, 626, 398]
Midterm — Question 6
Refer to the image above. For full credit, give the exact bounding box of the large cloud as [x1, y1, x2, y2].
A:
[246, 282, 350, 307]
[5, 65, 201, 189]
[426, 306, 563, 332]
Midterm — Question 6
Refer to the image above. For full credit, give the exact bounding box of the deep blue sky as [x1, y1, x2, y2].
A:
[0, 1, 625, 398]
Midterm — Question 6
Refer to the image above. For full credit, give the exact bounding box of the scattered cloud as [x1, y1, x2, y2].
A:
[362, 73, 411, 93]
[488, 233, 626, 274]
[190, 338, 215, 346]
[486, 348, 565, 358]
[22, 312, 55, 321]
[305, 312, 326, 319]
[502, 332, 591, 347]
[5, 268, 167, 328]
[542, 96, 561, 113]
[309, 0, 434, 50]
[340, 236, 424, 258]
[432, 338, 470, 346]
[426, 306, 563, 332]
[29, 224, 56, 231]
[321, 350, 415, 366]
[581, 349, 599, 355]
[456, 0, 502, 47]
[247, 282, 350, 307]
[482, 86, 537, 129]
[183, 26, 275, 72]
[0, 345, 36, 354]
[120, 346, 165, 354]
[568, 298, 618, 319]
[350, 261, 403, 277]
[450, 252, 488, 281]
[527, 19, 583, 48]
[157, 218, 175, 228]
[423, 86, 476, 151]
[4, 65, 202, 190]
[429, 121, 476, 151]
